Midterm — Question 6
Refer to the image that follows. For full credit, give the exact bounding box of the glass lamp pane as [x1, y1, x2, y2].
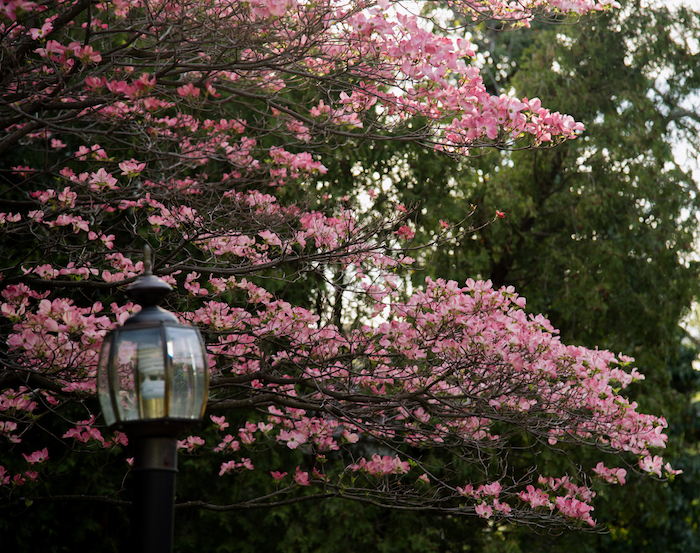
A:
[110, 327, 168, 421]
[112, 330, 140, 421]
[166, 326, 208, 419]
[135, 327, 167, 419]
[97, 336, 116, 427]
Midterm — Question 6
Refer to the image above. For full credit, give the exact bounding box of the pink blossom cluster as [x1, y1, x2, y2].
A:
[4, 296, 112, 374]
[63, 415, 106, 445]
[0, 421, 21, 444]
[0, 388, 37, 415]
[219, 458, 254, 476]
[457, 481, 512, 518]
[348, 454, 411, 476]
[268, 147, 328, 186]
[178, 436, 206, 452]
[1, 0, 598, 176]
[447, 0, 619, 23]
[184, 274, 675, 524]
[0, 228, 676, 526]
[299, 210, 358, 250]
[592, 462, 627, 485]
[532, 475, 596, 525]
[275, 415, 340, 451]
[518, 484, 553, 510]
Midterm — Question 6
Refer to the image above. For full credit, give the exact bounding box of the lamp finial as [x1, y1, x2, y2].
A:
[143, 244, 153, 275]
[125, 243, 173, 310]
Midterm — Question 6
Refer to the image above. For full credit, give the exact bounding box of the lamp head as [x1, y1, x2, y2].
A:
[97, 245, 209, 433]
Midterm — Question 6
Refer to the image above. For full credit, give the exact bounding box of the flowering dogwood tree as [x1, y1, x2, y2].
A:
[0, 0, 675, 535]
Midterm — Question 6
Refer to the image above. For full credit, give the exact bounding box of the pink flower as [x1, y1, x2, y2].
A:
[395, 225, 415, 240]
[479, 481, 502, 497]
[132, 73, 156, 95]
[639, 455, 663, 477]
[475, 503, 493, 519]
[211, 415, 229, 431]
[518, 485, 552, 509]
[554, 497, 595, 526]
[57, 187, 77, 207]
[294, 466, 310, 486]
[177, 436, 205, 452]
[62, 416, 104, 444]
[29, 21, 52, 40]
[177, 83, 201, 98]
[592, 462, 627, 485]
[85, 76, 107, 90]
[494, 499, 511, 514]
[11, 165, 35, 177]
[258, 230, 282, 246]
[279, 429, 307, 449]
[22, 448, 49, 464]
[214, 435, 240, 453]
[270, 471, 287, 481]
[456, 484, 474, 497]
[35, 39, 66, 59]
[89, 168, 118, 190]
[119, 159, 146, 177]
[219, 461, 237, 476]
[74, 45, 102, 64]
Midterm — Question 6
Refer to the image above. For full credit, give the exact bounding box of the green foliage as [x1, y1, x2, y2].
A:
[384, 4, 700, 552]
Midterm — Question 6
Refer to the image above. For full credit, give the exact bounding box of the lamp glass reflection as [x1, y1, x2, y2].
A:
[98, 322, 209, 426]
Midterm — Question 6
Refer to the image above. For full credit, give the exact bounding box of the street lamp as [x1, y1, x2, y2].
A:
[97, 245, 209, 553]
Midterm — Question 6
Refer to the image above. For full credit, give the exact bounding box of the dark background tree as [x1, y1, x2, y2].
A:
[315, 2, 700, 552]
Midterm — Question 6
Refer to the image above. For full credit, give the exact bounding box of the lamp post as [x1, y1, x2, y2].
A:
[97, 245, 209, 553]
